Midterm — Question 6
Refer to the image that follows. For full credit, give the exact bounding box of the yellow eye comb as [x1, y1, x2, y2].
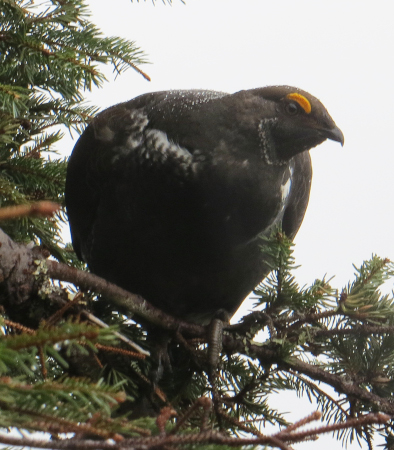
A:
[286, 93, 312, 114]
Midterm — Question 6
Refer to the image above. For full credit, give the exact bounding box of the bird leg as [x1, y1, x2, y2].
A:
[206, 310, 231, 428]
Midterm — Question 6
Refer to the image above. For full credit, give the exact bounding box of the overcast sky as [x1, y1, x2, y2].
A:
[62, 1, 394, 448]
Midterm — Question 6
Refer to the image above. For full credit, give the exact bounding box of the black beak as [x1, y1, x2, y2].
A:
[324, 125, 344, 146]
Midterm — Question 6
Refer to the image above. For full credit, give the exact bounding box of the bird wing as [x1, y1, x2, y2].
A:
[282, 152, 312, 239]
[65, 90, 228, 262]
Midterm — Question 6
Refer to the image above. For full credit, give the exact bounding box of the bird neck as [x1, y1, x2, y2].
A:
[258, 117, 288, 166]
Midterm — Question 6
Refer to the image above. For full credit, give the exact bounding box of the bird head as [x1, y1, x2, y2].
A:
[234, 86, 344, 164]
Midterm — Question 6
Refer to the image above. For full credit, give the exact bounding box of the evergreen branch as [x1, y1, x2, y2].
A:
[0, 413, 388, 450]
[350, 257, 392, 294]
[16, 40, 101, 75]
[0, 84, 30, 115]
[220, 333, 394, 416]
[2, 222, 394, 441]
[2, 322, 101, 351]
[27, 120, 85, 135]
[0, 318, 120, 377]
[0, 375, 140, 439]
[1, 370, 127, 402]
[274, 413, 389, 445]
[169, 397, 212, 434]
[287, 369, 350, 418]
[280, 356, 394, 415]
[2, 155, 67, 202]
[3, 226, 394, 417]
[217, 407, 264, 438]
[1, 0, 150, 93]
[0, 399, 123, 440]
[286, 309, 338, 331]
[314, 324, 394, 338]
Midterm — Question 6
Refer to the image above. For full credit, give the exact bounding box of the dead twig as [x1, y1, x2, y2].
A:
[0, 202, 60, 220]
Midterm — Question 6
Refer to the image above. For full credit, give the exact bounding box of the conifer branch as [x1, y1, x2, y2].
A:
[0, 413, 387, 450]
[46, 258, 204, 335]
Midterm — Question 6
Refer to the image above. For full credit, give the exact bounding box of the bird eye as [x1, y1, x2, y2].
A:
[285, 102, 299, 116]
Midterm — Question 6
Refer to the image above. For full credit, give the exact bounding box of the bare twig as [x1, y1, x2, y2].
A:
[80, 309, 150, 356]
[94, 343, 146, 360]
[282, 410, 321, 433]
[3, 319, 35, 334]
[0, 202, 60, 220]
[275, 413, 389, 444]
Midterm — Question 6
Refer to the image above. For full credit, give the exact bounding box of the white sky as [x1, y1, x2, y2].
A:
[61, 1, 394, 448]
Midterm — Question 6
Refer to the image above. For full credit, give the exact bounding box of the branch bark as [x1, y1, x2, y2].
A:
[0, 228, 42, 304]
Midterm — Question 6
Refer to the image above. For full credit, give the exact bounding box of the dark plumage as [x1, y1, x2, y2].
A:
[65, 86, 343, 321]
